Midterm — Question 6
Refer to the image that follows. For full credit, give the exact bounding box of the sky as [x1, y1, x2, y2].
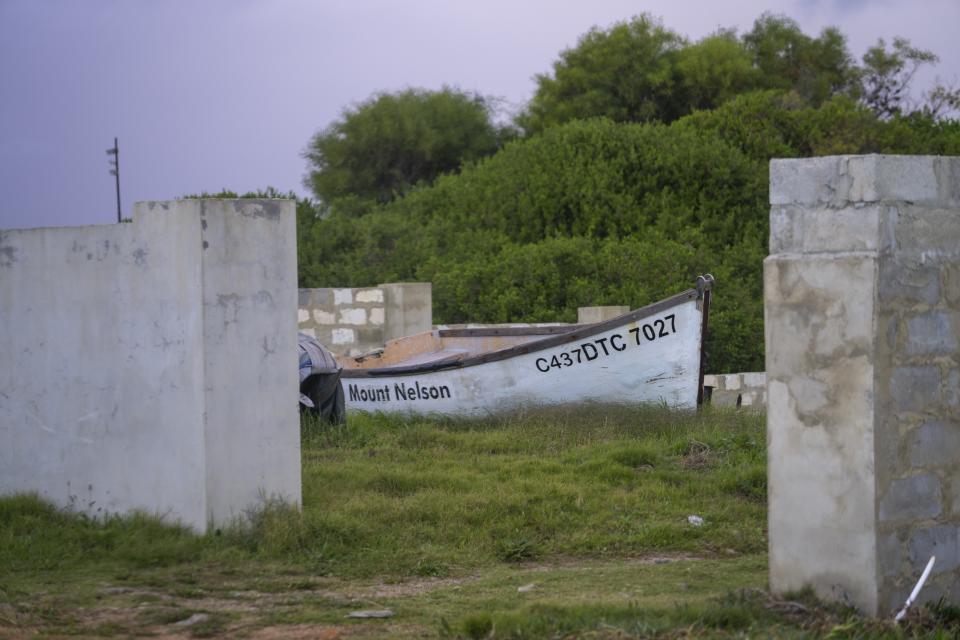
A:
[1, 0, 958, 230]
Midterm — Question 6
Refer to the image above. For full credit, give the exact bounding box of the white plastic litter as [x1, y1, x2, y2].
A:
[895, 556, 936, 622]
[348, 610, 395, 619]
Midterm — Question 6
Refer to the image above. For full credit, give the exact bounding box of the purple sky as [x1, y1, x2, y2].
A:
[1, 0, 958, 230]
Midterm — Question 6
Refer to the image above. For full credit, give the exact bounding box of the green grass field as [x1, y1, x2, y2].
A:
[1, 406, 957, 638]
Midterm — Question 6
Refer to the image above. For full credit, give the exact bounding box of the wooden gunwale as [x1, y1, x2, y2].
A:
[341, 289, 698, 379]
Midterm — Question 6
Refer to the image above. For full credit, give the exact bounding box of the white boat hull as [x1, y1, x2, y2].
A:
[341, 290, 707, 417]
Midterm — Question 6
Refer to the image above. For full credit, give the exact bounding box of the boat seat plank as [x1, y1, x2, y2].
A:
[362, 348, 470, 375]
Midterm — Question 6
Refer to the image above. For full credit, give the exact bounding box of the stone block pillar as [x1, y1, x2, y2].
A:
[578, 305, 630, 324]
[766, 155, 960, 615]
[381, 282, 432, 341]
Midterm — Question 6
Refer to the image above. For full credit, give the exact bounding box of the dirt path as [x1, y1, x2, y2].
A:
[0, 554, 714, 638]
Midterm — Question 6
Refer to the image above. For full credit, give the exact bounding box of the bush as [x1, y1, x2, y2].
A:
[298, 100, 959, 373]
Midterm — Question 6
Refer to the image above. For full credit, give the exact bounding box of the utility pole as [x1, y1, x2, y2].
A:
[106, 138, 121, 222]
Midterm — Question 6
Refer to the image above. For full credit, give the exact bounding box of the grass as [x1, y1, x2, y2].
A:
[0, 405, 956, 637]
[297, 404, 768, 576]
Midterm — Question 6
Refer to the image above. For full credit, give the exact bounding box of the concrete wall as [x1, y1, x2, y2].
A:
[191, 201, 300, 526]
[297, 283, 431, 357]
[766, 155, 960, 615]
[0, 199, 300, 532]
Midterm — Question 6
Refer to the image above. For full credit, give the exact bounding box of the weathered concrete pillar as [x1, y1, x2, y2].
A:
[578, 305, 630, 324]
[380, 282, 432, 341]
[766, 155, 960, 615]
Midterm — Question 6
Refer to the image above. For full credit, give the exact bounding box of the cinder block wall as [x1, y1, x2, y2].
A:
[298, 283, 432, 356]
[0, 199, 301, 532]
[703, 372, 767, 408]
[298, 287, 388, 356]
[766, 155, 960, 615]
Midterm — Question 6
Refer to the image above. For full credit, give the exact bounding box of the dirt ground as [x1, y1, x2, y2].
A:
[1, 555, 716, 639]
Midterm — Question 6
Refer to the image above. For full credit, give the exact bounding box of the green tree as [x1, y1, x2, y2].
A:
[860, 37, 960, 119]
[300, 117, 769, 371]
[675, 30, 758, 112]
[300, 91, 960, 372]
[516, 14, 685, 134]
[303, 87, 510, 215]
[742, 13, 857, 106]
[516, 13, 865, 134]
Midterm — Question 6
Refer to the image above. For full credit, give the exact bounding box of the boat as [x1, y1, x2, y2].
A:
[330, 275, 713, 417]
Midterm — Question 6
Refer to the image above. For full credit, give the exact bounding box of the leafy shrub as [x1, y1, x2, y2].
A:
[297, 99, 959, 372]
